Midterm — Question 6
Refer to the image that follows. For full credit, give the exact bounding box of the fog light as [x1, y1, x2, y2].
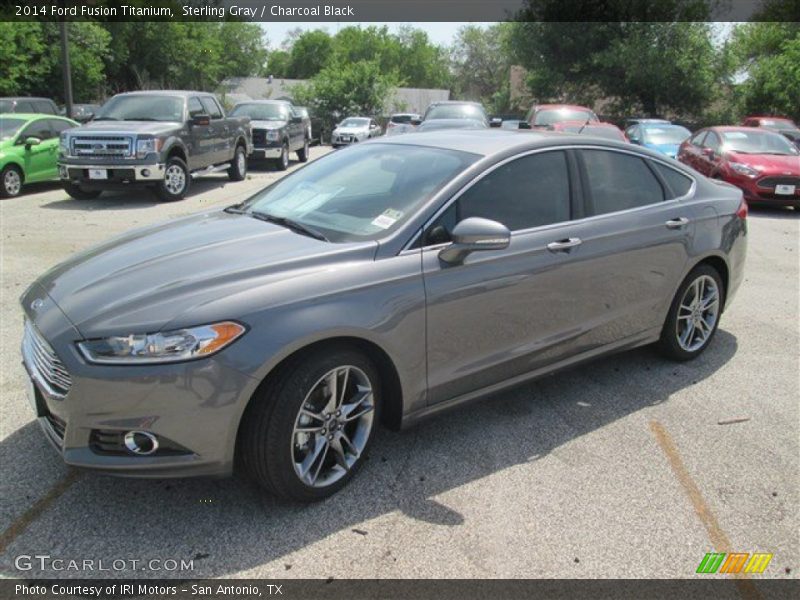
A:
[141, 168, 151, 177]
[59, 166, 68, 178]
[123, 431, 159, 455]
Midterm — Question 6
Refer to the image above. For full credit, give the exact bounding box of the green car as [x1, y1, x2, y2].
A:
[0, 113, 79, 197]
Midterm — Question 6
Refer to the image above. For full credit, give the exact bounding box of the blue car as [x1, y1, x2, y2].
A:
[626, 123, 691, 159]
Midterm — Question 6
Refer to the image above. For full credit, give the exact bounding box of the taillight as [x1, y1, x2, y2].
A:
[736, 198, 748, 220]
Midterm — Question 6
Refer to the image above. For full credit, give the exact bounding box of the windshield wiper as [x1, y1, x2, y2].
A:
[249, 211, 328, 241]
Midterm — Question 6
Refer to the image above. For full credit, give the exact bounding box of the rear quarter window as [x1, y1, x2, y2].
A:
[653, 162, 693, 199]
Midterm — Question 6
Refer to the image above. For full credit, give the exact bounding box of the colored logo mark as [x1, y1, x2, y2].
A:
[696, 552, 773, 574]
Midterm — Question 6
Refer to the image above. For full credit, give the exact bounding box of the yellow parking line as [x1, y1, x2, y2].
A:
[649, 421, 762, 600]
[0, 469, 81, 555]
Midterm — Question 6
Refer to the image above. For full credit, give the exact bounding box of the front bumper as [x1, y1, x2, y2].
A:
[332, 135, 362, 147]
[59, 161, 166, 185]
[251, 147, 283, 160]
[726, 174, 800, 207]
[20, 284, 260, 478]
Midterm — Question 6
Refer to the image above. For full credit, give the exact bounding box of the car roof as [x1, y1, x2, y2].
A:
[234, 99, 291, 105]
[368, 128, 636, 156]
[114, 91, 210, 98]
[1, 97, 54, 102]
[428, 101, 483, 106]
[0, 113, 75, 121]
[534, 104, 594, 111]
[554, 120, 618, 128]
[710, 126, 782, 133]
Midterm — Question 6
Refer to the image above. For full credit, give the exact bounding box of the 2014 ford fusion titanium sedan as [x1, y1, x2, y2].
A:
[21, 130, 747, 501]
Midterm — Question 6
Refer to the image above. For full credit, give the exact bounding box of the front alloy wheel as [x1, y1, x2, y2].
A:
[239, 346, 379, 501]
[292, 366, 375, 487]
[154, 157, 190, 201]
[1, 166, 22, 197]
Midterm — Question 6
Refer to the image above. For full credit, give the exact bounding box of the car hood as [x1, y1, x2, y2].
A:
[644, 142, 681, 158]
[33, 211, 377, 337]
[726, 151, 800, 174]
[335, 127, 369, 135]
[251, 120, 288, 130]
[70, 120, 182, 135]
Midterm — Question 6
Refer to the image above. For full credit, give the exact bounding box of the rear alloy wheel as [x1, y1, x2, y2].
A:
[239, 347, 379, 501]
[658, 265, 724, 361]
[297, 138, 310, 163]
[155, 157, 190, 202]
[228, 145, 247, 181]
[1, 165, 23, 197]
[275, 142, 290, 171]
[63, 182, 102, 200]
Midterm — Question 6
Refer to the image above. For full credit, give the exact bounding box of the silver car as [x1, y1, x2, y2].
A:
[21, 130, 747, 501]
[331, 117, 381, 147]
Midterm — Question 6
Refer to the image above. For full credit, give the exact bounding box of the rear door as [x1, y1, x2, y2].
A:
[423, 149, 595, 404]
[679, 130, 707, 172]
[695, 130, 722, 176]
[199, 96, 228, 164]
[566, 147, 695, 345]
[187, 96, 212, 170]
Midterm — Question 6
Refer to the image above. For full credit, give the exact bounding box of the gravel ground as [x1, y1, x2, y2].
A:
[0, 150, 797, 581]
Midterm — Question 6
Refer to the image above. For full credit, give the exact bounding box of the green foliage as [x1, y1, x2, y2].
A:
[451, 24, 513, 113]
[290, 60, 399, 129]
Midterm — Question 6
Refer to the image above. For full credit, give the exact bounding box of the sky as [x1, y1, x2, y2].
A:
[260, 22, 486, 48]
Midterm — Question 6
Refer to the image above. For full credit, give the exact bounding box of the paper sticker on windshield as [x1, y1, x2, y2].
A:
[371, 209, 403, 229]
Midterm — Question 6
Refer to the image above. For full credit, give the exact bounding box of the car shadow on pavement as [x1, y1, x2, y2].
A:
[0, 331, 737, 578]
[38, 177, 235, 211]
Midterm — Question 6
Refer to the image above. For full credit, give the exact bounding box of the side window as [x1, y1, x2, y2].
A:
[188, 97, 204, 117]
[426, 151, 571, 242]
[626, 125, 640, 140]
[16, 101, 35, 112]
[653, 162, 693, 199]
[48, 119, 74, 135]
[200, 97, 222, 119]
[19, 119, 52, 141]
[690, 131, 707, 147]
[705, 132, 721, 152]
[34, 100, 55, 114]
[581, 149, 664, 215]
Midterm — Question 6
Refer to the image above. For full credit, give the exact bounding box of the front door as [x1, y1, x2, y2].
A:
[18, 119, 54, 182]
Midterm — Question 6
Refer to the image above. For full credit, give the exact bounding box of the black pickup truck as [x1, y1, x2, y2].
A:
[229, 100, 310, 171]
[58, 91, 253, 201]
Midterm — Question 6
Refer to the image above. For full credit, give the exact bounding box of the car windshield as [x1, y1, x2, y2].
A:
[722, 130, 799, 155]
[425, 104, 486, 121]
[340, 118, 369, 128]
[642, 126, 691, 145]
[418, 119, 486, 131]
[94, 95, 184, 122]
[759, 118, 797, 130]
[230, 103, 289, 121]
[242, 143, 478, 243]
[560, 125, 623, 140]
[390, 115, 416, 124]
[534, 108, 595, 126]
[0, 117, 27, 140]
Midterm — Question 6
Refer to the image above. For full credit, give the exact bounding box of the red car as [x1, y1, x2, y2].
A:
[678, 126, 800, 208]
[525, 103, 598, 129]
[549, 120, 628, 142]
[741, 115, 798, 130]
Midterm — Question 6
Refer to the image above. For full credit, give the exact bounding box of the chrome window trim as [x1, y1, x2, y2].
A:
[401, 144, 697, 253]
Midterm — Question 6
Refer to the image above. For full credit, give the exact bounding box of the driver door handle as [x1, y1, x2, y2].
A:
[665, 217, 690, 229]
[547, 238, 582, 252]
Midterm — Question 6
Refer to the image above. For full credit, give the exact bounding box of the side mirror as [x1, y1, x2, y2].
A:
[489, 117, 503, 128]
[518, 122, 532, 130]
[629, 136, 640, 144]
[24, 136, 41, 147]
[438, 217, 511, 264]
[290, 115, 302, 124]
[191, 114, 211, 126]
[410, 118, 423, 126]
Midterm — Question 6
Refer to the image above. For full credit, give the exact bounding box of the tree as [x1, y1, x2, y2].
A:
[0, 22, 52, 97]
[451, 24, 513, 112]
[286, 29, 333, 78]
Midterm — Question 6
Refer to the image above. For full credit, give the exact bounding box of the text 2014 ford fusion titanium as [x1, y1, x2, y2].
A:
[21, 130, 747, 501]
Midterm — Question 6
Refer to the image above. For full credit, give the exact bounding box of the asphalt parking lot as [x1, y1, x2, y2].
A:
[0, 147, 797, 581]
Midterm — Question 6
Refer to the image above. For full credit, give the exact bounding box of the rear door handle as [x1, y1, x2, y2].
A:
[547, 238, 582, 252]
[665, 217, 689, 229]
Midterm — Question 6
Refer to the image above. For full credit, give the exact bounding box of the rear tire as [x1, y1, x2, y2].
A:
[63, 182, 102, 200]
[239, 346, 380, 502]
[1, 165, 23, 198]
[297, 138, 310, 163]
[154, 156, 190, 202]
[658, 264, 725, 361]
[228, 145, 247, 181]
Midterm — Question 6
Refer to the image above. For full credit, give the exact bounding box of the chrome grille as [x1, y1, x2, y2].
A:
[70, 135, 134, 158]
[22, 321, 72, 397]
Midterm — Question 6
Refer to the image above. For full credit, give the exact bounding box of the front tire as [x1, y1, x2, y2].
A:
[658, 264, 724, 361]
[297, 138, 310, 162]
[239, 346, 380, 502]
[1, 165, 23, 198]
[228, 145, 247, 181]
[274, 142, 290, 171]
[63, 182, 102, 200]
[154, 156, 190, 202]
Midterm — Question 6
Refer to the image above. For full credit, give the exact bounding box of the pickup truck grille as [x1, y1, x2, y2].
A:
[70, 135, 134, 158]
[252, 128, 266, 146]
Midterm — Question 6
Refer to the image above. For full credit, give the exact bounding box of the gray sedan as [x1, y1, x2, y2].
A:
[21, 130, 747, 501]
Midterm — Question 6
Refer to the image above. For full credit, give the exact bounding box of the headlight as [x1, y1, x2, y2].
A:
[136, 137, 162, 158]
[59, 133, 68, 153]
[729, 162, 759, 178]
[78, 321, 246, 365]
[266, 130, 280, 142]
